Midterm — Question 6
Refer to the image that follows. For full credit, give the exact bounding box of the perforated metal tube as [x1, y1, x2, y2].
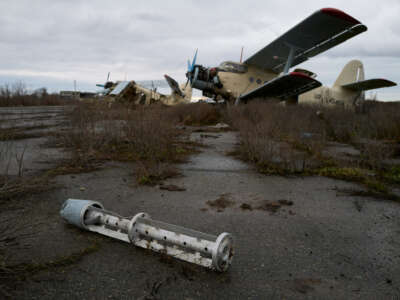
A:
[60, 199, 234, 272]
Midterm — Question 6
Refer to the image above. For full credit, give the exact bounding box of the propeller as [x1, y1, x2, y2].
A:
[96, 72, 111, 88]
[185, 49, 198, 88]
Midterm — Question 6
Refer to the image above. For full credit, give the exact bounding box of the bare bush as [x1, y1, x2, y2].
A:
[166, 102, 221, 126]
[0, 83, 75, 106]
[357, 140, 395, 170]
[61, 103, 176, 160]
[226, 101, 400, 175]
[226, 102, 327, 172]
[54, 102, 190, 183]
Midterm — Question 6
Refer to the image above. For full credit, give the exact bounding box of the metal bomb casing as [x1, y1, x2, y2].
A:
[60, 199, 234, 272]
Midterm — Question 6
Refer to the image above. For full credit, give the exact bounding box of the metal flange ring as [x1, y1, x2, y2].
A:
[212, 232, 234, 272]
[128, 212, 151, 243]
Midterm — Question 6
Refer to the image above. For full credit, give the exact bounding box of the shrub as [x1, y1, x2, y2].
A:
[226, 101, 400, 175]
[54, 102, 190, 183]
[166, 102, 221, 126]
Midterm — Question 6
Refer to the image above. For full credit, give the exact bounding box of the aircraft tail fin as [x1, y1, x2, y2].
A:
[164, 74, 184, 97]
[334, 60, 397, 92]
[333, 60, 365, 87]
[164, 74, 192, 104]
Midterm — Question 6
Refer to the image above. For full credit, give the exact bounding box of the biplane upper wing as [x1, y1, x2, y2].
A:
[239, 72, 322, 101]
[341, 79, 397, 91]
[245, 8, 367, 73]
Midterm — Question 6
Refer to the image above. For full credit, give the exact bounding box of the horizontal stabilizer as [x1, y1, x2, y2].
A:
[240, 72, 322, 101]
[245, 8, 367, 73]
[341, 79, 397, 91]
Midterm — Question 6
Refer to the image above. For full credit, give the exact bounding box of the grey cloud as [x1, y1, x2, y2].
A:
[0, 0, 399, 100]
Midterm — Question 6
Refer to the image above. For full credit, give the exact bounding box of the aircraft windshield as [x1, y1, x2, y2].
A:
[218, 61, 248, 73]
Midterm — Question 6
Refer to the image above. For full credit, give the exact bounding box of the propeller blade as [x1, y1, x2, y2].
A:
[185, 49, 199, 88]
[107, 72, 110, 82]
[191, 49, 198, 71]
[192, 66, 199, 87]
[187, 49, 199, 73]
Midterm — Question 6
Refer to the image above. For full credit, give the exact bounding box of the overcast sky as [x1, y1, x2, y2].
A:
[0, 0, 399, 100]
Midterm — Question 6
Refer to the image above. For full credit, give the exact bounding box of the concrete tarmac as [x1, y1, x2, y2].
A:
[5, 127, 399, 299]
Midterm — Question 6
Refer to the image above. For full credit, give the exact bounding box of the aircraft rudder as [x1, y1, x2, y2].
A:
[333, 60, 364, 87]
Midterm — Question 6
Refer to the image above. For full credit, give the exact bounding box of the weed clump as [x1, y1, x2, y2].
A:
[167, 102, 222, 126]
[206, 194, 234, 211]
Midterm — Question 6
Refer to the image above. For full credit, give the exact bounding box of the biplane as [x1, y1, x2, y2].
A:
[185, 8, 368, 104]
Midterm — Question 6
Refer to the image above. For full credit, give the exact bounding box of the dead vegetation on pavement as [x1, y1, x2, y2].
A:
[226, 101, 400, 202]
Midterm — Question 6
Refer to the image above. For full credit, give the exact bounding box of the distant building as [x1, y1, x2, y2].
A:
[60, 91, 96, 100]
[60, 91, 80, 100]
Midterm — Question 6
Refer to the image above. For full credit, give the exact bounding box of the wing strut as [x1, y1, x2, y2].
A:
[283, 46, 296, 74]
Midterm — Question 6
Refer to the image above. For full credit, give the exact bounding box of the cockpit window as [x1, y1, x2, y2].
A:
[218, 61, 248, 73]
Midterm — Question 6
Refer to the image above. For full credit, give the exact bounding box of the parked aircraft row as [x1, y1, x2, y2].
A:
[97, 8, 396, 108]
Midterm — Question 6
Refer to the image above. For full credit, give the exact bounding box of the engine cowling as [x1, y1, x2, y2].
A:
[187, 65, 222, 98]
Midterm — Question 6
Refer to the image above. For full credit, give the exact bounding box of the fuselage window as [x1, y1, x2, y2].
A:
[218, 61, 248, 74]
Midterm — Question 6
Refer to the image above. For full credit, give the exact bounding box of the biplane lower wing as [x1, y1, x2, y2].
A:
[239, 72, 322, 101]
[245, 8, 367, 73]
[341, 79, 397, 91]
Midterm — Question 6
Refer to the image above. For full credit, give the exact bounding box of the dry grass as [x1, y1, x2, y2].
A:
[51, 102, 199, 184]
[226, 101, 400, 200]
[226, 102, 327, 173]
[0, 101, 208, 203]
[0, 135, 56, 204]
[0, 240, 100, 296]
[0, 175, 55, 204]
[0, 214, 43, 296]
[135, 161, 181, 186]
[166, 102, 222, 126]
